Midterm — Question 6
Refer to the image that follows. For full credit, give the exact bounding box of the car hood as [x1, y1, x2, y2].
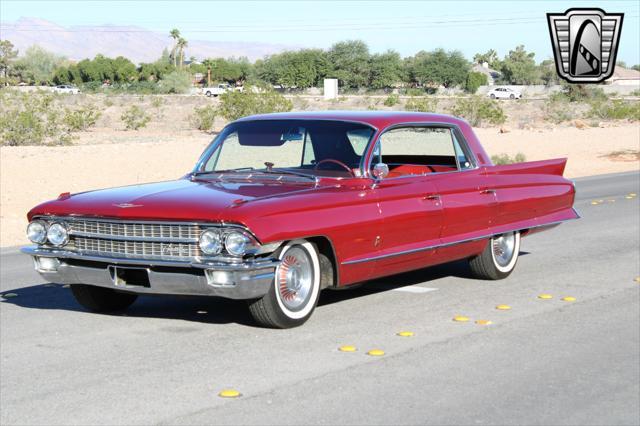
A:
[28, 178, 317, 222]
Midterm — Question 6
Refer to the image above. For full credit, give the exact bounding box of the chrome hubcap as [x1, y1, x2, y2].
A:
[492, 233, 516, 267]
[277, 247, 313, 311]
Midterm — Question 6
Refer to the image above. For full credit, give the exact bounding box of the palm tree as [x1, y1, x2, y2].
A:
[169, 28, 181, 67]
[177, 37, 188, 69]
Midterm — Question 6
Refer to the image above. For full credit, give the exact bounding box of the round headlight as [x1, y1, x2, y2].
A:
[27, 221, 47, 244]
[199, 229, 222, 255]
[225, 231, 250, 256]
[46, 222, 68, 247]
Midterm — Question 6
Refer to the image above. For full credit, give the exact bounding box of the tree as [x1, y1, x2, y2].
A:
[327, 40, 370, 88]
[0, 40, 18, 85]
[368, 50, 403, 89]
[169, 28, 181, 67]
[254, 49, 330, 89]
[539, 58, 559, 86]
[632, 64, 640, 72]
[159, 70, 192, 94]
[473, 49, 499, 67]
[177, 37, 188, 69]
[14, 45, 65, 85]
[409, 49, 470, 88]
[499, 45, 540, 85]
[465, 71, 488, 93]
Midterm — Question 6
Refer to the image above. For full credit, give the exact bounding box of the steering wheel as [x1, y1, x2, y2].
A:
[313, 159, 355, 177]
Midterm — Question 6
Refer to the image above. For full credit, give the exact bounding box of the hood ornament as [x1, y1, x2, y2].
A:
[113, 203, 143, 208]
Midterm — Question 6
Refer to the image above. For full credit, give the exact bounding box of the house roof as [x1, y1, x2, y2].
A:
[611, 66, 640, 80]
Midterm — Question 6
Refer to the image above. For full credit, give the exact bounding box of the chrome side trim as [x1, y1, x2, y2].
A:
[341, 213, 579, 265]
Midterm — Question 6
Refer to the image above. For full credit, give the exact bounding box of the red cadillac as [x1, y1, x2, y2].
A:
[23, 111, 578, 328]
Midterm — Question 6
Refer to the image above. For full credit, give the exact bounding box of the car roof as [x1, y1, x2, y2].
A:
[234, 110, 469, 130]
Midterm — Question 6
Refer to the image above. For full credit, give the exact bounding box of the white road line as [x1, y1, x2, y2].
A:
[391, 286, 439, 294]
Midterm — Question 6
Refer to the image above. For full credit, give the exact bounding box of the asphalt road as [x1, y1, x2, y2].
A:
[1, 171, 639, 426]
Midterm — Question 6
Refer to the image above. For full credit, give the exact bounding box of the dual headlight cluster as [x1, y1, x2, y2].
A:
[199, 228, 256, 257]
[27, 220, 68, 246]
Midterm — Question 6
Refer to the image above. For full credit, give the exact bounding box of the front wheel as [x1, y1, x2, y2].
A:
[248, 240, 322, 328]
[70, 284, 138, 312]
[469, 231, 521, 280]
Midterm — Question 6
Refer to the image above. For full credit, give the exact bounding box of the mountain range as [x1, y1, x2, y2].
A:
[1, 17, 293, 63]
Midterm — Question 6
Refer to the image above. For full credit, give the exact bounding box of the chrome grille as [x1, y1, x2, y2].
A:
[67, 219, 201, 242]
[58, 218, 207, 261]
[73, 237, 200, 260]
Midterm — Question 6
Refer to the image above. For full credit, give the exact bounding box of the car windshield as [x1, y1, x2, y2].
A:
[196, 119, 375, 178]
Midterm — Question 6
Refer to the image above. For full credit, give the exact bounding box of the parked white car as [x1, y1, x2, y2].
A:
[487, 87, 521, 100]
[202, 83, 235, 97]
[53, 85, 80, 94]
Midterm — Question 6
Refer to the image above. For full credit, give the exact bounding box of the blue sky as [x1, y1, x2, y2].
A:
[1, 0, 639, 64]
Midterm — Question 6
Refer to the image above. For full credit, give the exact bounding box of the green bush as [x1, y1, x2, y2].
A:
[63, 105, 101, 131]
[404, 96, 438, 112]
[544, 97, 574, 123]
[190, 105, 217, 131]
[588, 100, 640, 121]
[218, 87, 293, 121]
[158, 71, 192, 94]
[554, 83, 608, 102]
[0, 91, 72, 146]
[491, 153, 526, 165]
[383, 93, 400, 107]
[120, 105, 150, 130]
[465, 71, 488, 94]
[449, 96, 506, 126]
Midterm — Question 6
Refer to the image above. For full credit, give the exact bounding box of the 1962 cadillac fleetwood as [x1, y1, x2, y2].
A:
[22, 111, 578, 328]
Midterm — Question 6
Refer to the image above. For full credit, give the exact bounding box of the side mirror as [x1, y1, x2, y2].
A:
[372, 163, 389, 179]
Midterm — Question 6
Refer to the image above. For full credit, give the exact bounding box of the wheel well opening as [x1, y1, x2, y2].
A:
[307, 236, 338, 289]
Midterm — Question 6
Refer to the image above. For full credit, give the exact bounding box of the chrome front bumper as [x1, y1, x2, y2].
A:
[21, 246, 278, 300]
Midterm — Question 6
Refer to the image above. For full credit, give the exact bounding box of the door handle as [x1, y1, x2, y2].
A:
[481, 189, 497, 195]
[423, 194, 441, 201]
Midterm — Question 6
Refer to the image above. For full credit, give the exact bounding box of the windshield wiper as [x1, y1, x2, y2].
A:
[259, 168, 316, 180]
[191, 167, 255, 177]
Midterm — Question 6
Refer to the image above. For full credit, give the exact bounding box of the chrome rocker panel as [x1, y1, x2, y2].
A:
[22, 246, 278, 300]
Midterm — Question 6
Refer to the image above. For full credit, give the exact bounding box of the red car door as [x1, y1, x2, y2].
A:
[371, 176, 445, 278]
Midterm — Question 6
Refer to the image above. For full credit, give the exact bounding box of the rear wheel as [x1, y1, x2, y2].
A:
[490, 94, 496, 99]
[248, 240, 322, 328]
[205, 91, 212, 97]
[70, 284, 138, 312]
[469, 231, 521, 280]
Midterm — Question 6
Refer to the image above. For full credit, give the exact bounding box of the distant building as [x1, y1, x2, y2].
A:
[472, 62, 501, 86]
[606, 66, 640, 86]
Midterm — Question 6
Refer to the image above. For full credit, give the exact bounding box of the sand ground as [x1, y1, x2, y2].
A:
[2, 121, 638, 247]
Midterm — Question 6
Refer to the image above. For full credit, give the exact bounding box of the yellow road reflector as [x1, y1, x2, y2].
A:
[453, 315, 470, 322]
[2, 293, 18, 298]
[338, 345, 357, 352]
[538, 294, 553, 299]
[475, 319, 492, 325]
[634, 277, 640, 283]
[626, 196, 635, 199]
[397, 331, 414, 337]
[629, 193, 637, 196]
[496, 304, 511, 310]
[590, 201, 600, 205]
[218, 389, 241, 398]
[607, 199, 616, 203]
[367, 349, 385, 356]
[562, 296, 576, 302]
